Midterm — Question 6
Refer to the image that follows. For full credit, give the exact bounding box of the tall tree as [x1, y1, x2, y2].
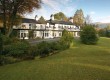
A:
[38, 16, 46, 24]
[29, 30, 34, 39]
[0, 0, 41, 36]
[73, 9, 85, 27]
[54, 12, 68, 21]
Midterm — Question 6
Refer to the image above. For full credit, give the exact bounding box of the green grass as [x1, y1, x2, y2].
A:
[0, 37, 110, 80]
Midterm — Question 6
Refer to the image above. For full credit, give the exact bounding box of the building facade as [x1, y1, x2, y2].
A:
[13, 15, 80, 39]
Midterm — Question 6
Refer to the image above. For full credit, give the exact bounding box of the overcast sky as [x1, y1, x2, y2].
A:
[25, 0, 110, 23]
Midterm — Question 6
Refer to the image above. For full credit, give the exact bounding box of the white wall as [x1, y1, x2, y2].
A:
[18, 22, 80, 39]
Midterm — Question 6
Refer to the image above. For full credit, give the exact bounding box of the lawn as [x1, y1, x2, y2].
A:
[0, 37, 110, 80]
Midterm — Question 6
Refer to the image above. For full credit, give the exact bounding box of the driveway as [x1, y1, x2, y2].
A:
[28, 38, 60, 45]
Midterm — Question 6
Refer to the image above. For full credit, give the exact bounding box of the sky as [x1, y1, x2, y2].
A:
[25, 0, 110, 23]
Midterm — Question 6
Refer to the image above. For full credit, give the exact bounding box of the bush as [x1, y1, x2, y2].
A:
[37, 41, 50, 58]
[105, 26, 110, 37]
[0, 55, 4, 66]
[28, 46, 38, 59]
[59, 29, 73, 49]
[0, 56, 18, 66]
[12, 37, 21, 43]
[106, 30, 110, 37]
[98, 29, 106, 37]
[0, 32, 3, 54]
[49, 41, 62, 52]
[2, 35, 12, 45]
[10, 30, 19, 38]
[29, 30, 34, 39]
[4, 41, 35, 60]
[80, 25, 99, 45]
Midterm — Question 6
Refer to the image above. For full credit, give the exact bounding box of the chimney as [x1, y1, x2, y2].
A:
[50, 14, 54, 21]
[35, 15, 38, 21]
[69, 17, 73, 23]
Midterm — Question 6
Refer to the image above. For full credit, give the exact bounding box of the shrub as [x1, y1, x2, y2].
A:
[29, 30, 34, 39]
[98, 29, 106, 37]
[0, 55, 4, 66]
[0, 55, 18, 66]
[10, 30, 19, 38]
[80, 25, 99, 45]
[106, 30, 110, 37]
[37, 41, 50, 58]
[61, 29, 73, 43]
[28, 45, 38, 59]
[4, 41, 35, 60]
[0, 32, 3, 54]
[2, 35, 12, 45]
[12, 37, 21, 43]
[49, 41, 62, 52]
[105, 26, 110, 37]
[59, 29, 73, 49]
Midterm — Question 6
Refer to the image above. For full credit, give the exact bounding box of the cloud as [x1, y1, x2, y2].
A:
[25, 0, 78, 19]
[90, 11, 95, 15]
[97, 16, 110, 23]
[42, 0, 61, 11]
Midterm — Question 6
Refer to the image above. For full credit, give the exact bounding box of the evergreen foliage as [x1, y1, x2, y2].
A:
[105, 26, 110, 37]
[98, 29, 106, 37]
[80, 25, 99, 45]
[0, 31, 3, 54]
[29, 30, 34, 39]
[60, 29, 73, 49]
[37, 41, 50, 58]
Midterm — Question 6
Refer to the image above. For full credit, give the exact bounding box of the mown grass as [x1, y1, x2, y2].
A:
[0, 37, 110, 80]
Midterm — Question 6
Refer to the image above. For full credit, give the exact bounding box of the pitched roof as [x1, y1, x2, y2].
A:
[22, 18, 47, 24]
[47, 20, 74, 25]
[22, 18, 74, 25]
[22, 18, 37, 23]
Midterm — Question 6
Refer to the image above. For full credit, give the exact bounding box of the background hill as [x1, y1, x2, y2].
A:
[94, 22, 110, 28]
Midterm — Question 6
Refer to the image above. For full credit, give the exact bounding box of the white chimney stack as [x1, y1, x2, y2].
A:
[35, 15, 38, 21]
[50, 14, 54, 21]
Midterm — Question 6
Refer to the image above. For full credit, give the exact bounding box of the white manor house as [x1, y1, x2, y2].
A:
[13, 15, 80, 39]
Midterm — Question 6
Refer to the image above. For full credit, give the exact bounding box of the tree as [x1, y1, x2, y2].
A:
[0, 31, 3, 54]
[38, 16, 46, 24]
[105, 25, 110, 37]
[85, 15, 92, 24]
[60, 29, 73, 49]
[54, 12, 68, 21]
[73, 9, 85, 27]
[29, 30, 34, 39]
[80, 25, 99, 45]
[98, 29, 106, 37]
[0, 0, 41, 36]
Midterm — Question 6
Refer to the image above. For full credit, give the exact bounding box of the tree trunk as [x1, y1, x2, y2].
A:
[7, 6, 18, 37]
